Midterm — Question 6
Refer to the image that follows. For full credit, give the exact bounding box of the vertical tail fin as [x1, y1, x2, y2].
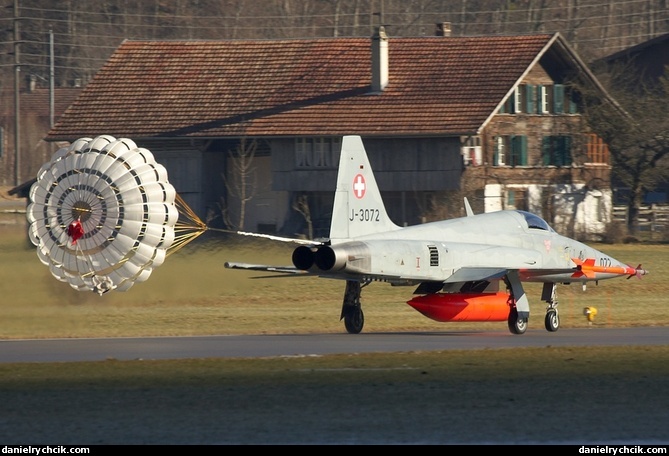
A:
[329, 136, 400, 241]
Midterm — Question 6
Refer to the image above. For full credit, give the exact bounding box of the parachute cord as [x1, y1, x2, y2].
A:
[166, 193, 209, 256]
[71, 236, 97, 280]
[168, 193, 287, 257]
[65, 217, 98, 282]
[168, 227, 207, 256]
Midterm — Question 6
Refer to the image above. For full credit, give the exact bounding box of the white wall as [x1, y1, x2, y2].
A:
[484, 183, 612, 240]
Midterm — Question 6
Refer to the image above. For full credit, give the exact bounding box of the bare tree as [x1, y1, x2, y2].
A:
[220, 138, 259, 231]
[582, 65, 669, 234]
[292, 193, 314, 239]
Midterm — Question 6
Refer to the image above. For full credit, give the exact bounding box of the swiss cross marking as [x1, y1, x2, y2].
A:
[353, 174, 366, 199]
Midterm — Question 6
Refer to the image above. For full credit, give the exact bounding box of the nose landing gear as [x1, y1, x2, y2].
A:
[543, 282, 559, 332]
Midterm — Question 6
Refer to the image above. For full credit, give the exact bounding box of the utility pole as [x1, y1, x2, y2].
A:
[13, 0, 21, 185]
[49, 29, 54, 127]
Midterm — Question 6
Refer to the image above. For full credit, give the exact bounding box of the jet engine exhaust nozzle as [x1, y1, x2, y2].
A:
[292, 245, 315, 270]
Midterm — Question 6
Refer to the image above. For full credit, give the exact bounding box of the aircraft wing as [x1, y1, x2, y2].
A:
[443, 267, 509, 283]
[440, 262, 586, 284]
[224, 261, 413, 283]
[224, 262, 307, 275]
[442, 266, 585, 283]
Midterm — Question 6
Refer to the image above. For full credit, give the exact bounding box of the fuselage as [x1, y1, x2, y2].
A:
[315, 210, 630, 284]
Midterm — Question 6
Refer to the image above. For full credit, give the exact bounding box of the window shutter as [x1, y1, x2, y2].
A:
[542, 137, 551, 166]
[556, 137, 565, 166]
[493, 137, 500, 165]
[519, 135, 528, 165]
[568, 90, 578, 114]
[560, 136, 572, 166]
[525, 85, 535, 114]
[553, 84, 564, 113]
[510, 136, 527, 166]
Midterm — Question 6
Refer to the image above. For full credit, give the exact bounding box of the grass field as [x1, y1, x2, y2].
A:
[0, 345, 668, 444]
[2, 221, 668, 444]
[1, 222, 667, 339]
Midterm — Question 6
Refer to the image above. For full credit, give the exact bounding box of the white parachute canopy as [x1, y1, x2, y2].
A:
[27, 136, 206, 295]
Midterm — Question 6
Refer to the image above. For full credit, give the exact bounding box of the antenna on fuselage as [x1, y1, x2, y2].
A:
[464, 197, 474, 217]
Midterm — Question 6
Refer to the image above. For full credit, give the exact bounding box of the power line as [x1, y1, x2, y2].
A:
[2, 1, 668, 81]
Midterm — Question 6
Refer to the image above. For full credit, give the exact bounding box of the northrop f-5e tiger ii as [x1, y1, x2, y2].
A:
[225, 135, 647, 335]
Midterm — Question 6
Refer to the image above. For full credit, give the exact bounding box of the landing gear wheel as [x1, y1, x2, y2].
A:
[341, 280, 365, 334]
[545, 308, 559, 332]
[508, 308, 528, 335]
[344, 307, 364, 334]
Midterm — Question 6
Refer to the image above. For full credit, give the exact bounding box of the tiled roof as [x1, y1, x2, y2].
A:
[0, 88, 82, 119]
[47, 34, 558, 140]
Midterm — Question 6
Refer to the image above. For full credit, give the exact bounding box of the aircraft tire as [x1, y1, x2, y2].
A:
[344, 308, 364, 334]
[545, 309, 559, 332]
[507, 308, 528, 335]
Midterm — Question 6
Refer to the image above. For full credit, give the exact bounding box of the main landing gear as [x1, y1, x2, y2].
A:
[504, 273, 530, 335]
[506, 281, 560, 334]
[507, 307, 528, 335]
[340, 280, 367, 334]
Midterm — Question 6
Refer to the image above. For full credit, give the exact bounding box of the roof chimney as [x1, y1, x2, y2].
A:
[371, 26, 388, 93]
[436, 22, 451, 37]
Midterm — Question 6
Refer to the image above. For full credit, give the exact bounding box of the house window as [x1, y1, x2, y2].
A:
[503, 84, 578, 115]
[594, 193, 605, 223]
[494, 136, 505, 165]
[499, 87, 520, 113]
[553, 84, 565, 114]
[295, 137, 340, 168]
[542, 136, 572, 166]
[551, 84, 580, 114]
[585, 133, 609, 164]
[296, 138, 311, 167]
[514, 86, 522, 113]
[538, 85, 549, 114]
[507, 189, 528, 211]
[567, 87, 579, 114]
[461, 136, 482, 166]
[313, 138, 332, 167]
[494, 135, 527, 166]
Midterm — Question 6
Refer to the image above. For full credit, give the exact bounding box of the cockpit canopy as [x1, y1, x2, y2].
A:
[516, 210, 555, 232]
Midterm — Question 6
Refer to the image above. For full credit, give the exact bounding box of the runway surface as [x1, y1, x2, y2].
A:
[1, 326, 667, 363]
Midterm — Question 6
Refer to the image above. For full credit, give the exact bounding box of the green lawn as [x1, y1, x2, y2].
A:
[2, 224, 666, 339]
[1, 223, 668, 444]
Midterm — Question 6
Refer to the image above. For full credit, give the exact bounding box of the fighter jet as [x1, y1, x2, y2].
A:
[225, 135, 647, 335]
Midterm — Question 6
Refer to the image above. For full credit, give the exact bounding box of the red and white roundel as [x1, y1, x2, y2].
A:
[353, 174, 366, 199]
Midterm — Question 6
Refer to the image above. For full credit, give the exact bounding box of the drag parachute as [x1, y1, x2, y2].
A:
[27, 136, 206, 295]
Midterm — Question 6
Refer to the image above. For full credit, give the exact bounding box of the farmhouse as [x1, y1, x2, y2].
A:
[44, 26, 616, 239]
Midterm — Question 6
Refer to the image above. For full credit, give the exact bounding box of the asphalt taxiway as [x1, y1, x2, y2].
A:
[1, 326, 667, 363]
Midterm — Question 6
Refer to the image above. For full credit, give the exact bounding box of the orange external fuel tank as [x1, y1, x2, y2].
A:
[406, 291, 512, 322]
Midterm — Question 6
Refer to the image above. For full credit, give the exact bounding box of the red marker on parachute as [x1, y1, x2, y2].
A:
[67, 219, 84, 245]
